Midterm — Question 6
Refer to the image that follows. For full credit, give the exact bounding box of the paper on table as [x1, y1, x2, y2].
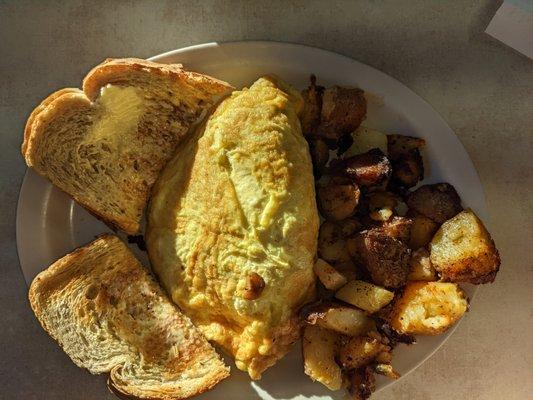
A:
[485, 0, 533, 59]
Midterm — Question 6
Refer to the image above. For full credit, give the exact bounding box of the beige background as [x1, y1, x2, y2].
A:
[1, 1, 532, 399]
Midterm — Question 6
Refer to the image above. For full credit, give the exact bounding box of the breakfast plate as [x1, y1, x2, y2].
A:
[16, 41, 486, 399]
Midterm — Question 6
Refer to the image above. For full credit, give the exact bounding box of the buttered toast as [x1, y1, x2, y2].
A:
[23, 58, 232, 234]
[28, 235, 229, 399]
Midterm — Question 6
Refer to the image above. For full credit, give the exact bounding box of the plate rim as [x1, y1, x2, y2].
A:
[16, 40, 484, 398]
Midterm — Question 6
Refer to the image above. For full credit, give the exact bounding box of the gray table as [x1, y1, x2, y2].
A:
[1, 1, 532, 399]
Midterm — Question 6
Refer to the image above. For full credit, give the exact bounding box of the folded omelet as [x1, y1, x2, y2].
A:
[147, 76, 319, 379]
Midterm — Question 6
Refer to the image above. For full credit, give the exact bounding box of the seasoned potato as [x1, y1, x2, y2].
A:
[407, 183, 462, 224]
[347, 366, 376, 400]
[348, 231, 411, 288]
[367, 191, 398, 222]
[391, 149, 424, 188]
[374, 363, 400, 380]
[300, 75, 323, 136]
[304, 303, 375, 336]
[339, 333, 390, 370]
[373, 216, 413, 243]
[387, 134, 425, 160]
[303, 325, 342, 390]
[318, 180, 360, 220]
[430, 209, 500, 284]
[344, 126, 388, 158]
[408, 247, 437, 281]
[317, 86, 367, 141]
[340, 217, 363, 237]
[389, 282, 467, 335]
[314, 259, 348, 291]
[318, 221, 351, 263]
[342, 149, 392, 187]
[368, 191, 398, 210]
[335, 280, 394, 313]
[408, 212, 439, 249]
[334, 260, 359, 282]
[308, 138, 329, 176]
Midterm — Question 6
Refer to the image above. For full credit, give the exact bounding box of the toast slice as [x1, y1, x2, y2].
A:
[29, 235, 229, 399]
[23, 58, 232, 234]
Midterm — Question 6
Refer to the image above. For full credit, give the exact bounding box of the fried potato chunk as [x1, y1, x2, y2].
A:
[308, 138, 330, 176]
[373, 216, 413, 243]
[334, 260, 360, 282]
[391, 150, 424, 189]
[347, 366, 376, 400]
[389, 282, 467, 335]
[342, 149, 392, 187]
[430, 209, 500, 284]
[339, 332, 390, 370]
[300, 75, 323, 136]
[335, 280, 394, 313]
[407, 183, 462, 224]
[314, 259, 348, 291]
[387, 134, 425, 160]
[408, 212, 439, 249]
[318, 180, 360, 221]
[317, 86, 367, 141]
[408, 247, 437, 281]
[344, 126, 388, 158]
[303, 325, 342, 390]
[303, 302, 375, 336]
[348, 231, 411, 288]
[367, 191, 398, 222]
[318, 221, 351, 263]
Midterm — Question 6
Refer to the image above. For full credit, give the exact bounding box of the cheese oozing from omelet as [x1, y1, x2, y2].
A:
[147, 76, 319, 379]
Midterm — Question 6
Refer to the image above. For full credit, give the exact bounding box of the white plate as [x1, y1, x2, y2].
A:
[16, 41, 485, 400]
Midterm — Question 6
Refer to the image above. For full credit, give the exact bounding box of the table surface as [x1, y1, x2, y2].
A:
[1, 1, 532, 399]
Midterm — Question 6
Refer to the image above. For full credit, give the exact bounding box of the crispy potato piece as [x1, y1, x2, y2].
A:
[368, 191, 398, 210]
[408, 247, 437, 281]
[308, 138, 330, 176]
[375, 320, 416, 346]
[334, 260, 359, 282]
[317, 86, 367, 141]
[314, 259, 348, 291]
[367, 192, 398, 222]
[389, 282, 467, 335]
[335, 280, 394, 313]
[407, 183, 462, 224]
[408, 212, 439, 249]
[342, 149, 392, 187]
[387, 134, 425, 160]
[318, 180, 360, 221]
[373, 216, 413, 243]
[374, 363, 400, 380]
[347, 366, 376, 400]
[348, 231, 411, 288]
[344, 126, 388, 158]
[303, 303, 375, 336]
[339, 333, 390, 370]
[369, 208, 393, 222]
[303, 325, 342, 390]
[391, 149, 424, 188]
[300, 75, 323, 136]
[318, 221, 351, 263]
[340, 217, 363, 237]
[430, 209, 500, 284]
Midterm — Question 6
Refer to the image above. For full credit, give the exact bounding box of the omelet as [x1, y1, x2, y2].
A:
[147, 76, 319, 379]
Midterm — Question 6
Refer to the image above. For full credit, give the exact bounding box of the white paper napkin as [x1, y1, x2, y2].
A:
[485, 0, 533, 59]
